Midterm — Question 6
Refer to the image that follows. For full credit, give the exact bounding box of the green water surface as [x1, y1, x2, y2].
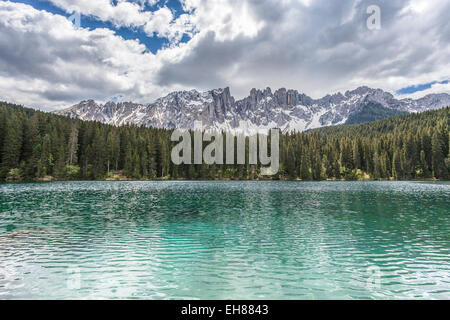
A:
[0, 181, 449, 299]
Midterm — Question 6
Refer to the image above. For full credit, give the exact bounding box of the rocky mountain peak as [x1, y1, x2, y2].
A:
[55, 86, 450, 133]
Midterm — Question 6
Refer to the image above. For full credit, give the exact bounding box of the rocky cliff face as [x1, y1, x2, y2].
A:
[54, 86, 450, 133]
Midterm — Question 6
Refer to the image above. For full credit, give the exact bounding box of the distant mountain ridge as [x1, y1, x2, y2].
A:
[55, 86, 450, 133]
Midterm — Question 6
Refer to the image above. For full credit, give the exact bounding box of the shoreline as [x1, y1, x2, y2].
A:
[1, 178, 448, 184]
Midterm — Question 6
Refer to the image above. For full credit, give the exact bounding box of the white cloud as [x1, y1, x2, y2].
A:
[0, 1, 162, 109]
[0, 0, 449, 110]
[156, 0, 450, 99]
[47, 0, 194, 42]
[398, 82, 450, 100]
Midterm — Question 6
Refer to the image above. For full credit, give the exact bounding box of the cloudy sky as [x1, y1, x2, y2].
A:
[0, 0, 449, 110]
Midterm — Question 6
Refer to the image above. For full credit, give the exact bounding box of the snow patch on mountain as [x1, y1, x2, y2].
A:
[55, 86, 450, 133]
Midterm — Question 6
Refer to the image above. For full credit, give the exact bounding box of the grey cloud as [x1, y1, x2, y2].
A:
[0, 0, 449, 109]
[0, 5, 142, 108]
[155, 0, 450, 98]
[157, 31, 256, 88]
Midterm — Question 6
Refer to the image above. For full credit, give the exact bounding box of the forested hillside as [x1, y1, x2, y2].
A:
[344, 102, 407, 125]
[0, 102, 448, 181]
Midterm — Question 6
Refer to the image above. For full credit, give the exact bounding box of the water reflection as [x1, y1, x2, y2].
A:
[0, 181, 449, 299]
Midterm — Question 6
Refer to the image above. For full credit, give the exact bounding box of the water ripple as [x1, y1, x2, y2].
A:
[0, 181, 449, 299]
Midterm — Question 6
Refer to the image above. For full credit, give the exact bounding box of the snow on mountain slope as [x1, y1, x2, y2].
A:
[54, 86, 450, 133]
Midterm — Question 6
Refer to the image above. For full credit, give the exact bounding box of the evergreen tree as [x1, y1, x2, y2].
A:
[392, 150, 402, 180]
[299, 153, 312, 180]
[0, 102, 448, 182]
[431, 131, 448, 179]
[67, 122, 79, 166]
[1, 114, 23, 179]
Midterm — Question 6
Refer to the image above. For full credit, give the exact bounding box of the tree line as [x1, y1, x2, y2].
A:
[0, 102, 448, 181]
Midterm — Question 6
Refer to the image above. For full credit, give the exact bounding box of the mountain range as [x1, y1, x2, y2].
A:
[55, 86, 450, 133]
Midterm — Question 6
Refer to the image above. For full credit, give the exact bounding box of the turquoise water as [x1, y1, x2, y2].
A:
[0, 181, 449, 300]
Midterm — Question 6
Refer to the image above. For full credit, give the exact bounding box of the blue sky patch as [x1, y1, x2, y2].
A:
[397, 80, 449, 95]
[10, 0, 191, 53]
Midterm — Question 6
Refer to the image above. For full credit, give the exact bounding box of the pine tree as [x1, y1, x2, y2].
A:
[340, 138, 353, 170]
[21, 113, 40, 179]
[54, 145, 67, 178]
[431, 131, 448, 179]
[0, 102, 448, 182]
[419, 150, 431, 178]
[67, 122, 79, 166]
[392, 150, 402, 180]
[0, 106, 7, 166]
[353, 137, 362, 169]
[1, 114, 23, 179]
[40, 134, 53, 177]
[299, 153, 312, 180]
[90, 127, 106, 179]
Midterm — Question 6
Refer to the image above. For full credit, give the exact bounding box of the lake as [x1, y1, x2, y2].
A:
[0, 181, 449, 300]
